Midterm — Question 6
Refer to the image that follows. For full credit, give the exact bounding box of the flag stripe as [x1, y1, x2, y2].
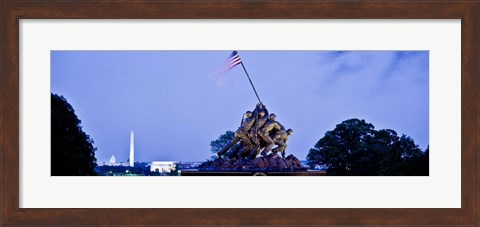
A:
[226, 59, 242, 69]
[226, 56, 241, 66]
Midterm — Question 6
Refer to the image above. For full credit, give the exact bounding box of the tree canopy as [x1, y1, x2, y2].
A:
[307, 118, 428, 176]
[51, 93, 98, 176]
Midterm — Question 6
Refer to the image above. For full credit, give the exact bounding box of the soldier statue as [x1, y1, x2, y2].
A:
[271, 129, 293, 158]
[257, 113, 283, 157]
[217, 111, 256, 158]
[236, 103, 268, 159]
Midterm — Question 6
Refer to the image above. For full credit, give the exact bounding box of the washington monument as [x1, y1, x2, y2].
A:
[129, 130, 134, 167]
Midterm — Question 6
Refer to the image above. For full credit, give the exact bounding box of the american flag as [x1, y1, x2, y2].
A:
[221, 51, 242, 73]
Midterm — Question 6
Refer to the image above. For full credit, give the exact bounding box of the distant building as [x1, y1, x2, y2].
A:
[97, 154, 129, 167]
[150, 161, 176, 173]
[109, 154, 116, 164]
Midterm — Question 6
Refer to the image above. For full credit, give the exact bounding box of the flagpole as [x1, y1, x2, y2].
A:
[239, 61, 263, 105]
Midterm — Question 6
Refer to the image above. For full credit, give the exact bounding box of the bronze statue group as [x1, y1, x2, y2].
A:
[217, 103, 293, 160]
[198, 103, 304, 171]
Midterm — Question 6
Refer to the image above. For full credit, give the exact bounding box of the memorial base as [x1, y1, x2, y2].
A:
[180, 169, 326, 176]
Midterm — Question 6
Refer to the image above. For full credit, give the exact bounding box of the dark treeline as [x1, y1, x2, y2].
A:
[307, 118, 428, 176]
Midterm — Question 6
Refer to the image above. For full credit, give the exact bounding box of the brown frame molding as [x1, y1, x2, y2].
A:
[1, 1, 478, 226]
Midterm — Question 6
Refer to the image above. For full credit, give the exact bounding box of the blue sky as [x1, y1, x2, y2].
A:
[51, 51, 429, 162]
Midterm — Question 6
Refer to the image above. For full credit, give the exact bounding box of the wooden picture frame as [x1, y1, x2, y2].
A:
[1, 1, 478, 226]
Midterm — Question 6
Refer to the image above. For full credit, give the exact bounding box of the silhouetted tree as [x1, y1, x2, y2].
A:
[51, 93, 97, 176]
[307, 118, 428, 176]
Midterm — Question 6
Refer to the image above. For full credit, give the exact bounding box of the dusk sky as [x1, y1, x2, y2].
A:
[51, 51, 429, 162]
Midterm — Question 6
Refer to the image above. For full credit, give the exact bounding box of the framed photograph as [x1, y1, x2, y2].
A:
[1, 1, 478, 226]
